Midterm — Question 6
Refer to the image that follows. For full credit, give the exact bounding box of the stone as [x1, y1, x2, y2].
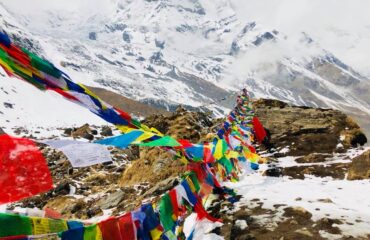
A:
[283, 207, 312, 224]
[86, 207, 103, 218]
[0, 127, 5, 134]
[96, 190, 125, 210]
[347, 150, 370, 180]
[295, 228, 313, 237]
[91, 129, 98, 135]
[143, 177, 179, 197]
[317, 198, 334, 203]
[72, 124, 92, 139]
[100, 126, 113, 136]
[54, 181, 72, 195]
[63, 128, 73, 136]
[82, 132, 94, 141]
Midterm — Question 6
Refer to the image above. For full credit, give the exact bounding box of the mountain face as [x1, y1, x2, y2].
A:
[0, 0, 369, 134]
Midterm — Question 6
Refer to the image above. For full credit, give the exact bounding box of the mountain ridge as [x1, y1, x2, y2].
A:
[0, 0, 369, 136]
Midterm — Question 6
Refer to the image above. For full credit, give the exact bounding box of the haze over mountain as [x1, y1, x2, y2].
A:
[0, 0, 369, 135]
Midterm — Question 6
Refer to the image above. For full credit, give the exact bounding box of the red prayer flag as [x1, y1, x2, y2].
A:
[0, 134, 53, 205]
[176, 139, 193, 148]
[118, 213, 136, 240]
[98, 217, 123, 240]
[203, 142, 215, 163]
[0, 236, 28, 240]
[252, 116, 267, 143]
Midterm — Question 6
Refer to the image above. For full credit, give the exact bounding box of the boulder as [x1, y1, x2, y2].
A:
[254, 99, 367, 156]
[96, 190, 125, 210]
[142, 177, 179, 197]
[100, 126, 113, 136]
[347, 150, 370, 180]
[71, 124, 94, 140]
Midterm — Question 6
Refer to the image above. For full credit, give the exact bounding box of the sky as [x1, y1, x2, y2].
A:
[2, 0, 370, 77]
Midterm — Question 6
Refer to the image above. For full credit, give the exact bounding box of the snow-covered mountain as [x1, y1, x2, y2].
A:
[0, 0, 369, 134]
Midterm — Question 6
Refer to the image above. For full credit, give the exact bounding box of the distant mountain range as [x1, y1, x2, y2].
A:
[0, 0, 369, 136]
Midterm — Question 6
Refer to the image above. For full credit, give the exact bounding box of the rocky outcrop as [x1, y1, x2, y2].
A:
[347, 150, 370, 180]
[254, 99, 367, 156]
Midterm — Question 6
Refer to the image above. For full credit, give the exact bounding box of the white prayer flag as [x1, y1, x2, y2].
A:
[41, 140, 112, 167]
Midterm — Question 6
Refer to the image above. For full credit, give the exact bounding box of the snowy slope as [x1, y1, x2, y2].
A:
[0, 72, 107, 136]
[0, 0, 369, 131]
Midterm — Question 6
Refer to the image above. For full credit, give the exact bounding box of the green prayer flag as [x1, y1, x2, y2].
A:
[188, 172, 200, 193]
[23, 48, 62, 79]
[137, 136, 181, 147]
[218, 157, 233, 174]
[159, 193, 175, 232]
[0, 213, 33, 237]
[84, 224, 98, 240]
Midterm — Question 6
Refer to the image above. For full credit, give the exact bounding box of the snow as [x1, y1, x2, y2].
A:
[224, 148, 370, 238]
[0, 73, 108, 137]
[235, 219, 248, 230]
[184, 213, 224, 240]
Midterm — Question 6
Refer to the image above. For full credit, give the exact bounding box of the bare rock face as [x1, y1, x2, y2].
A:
[347, 150, 370, 180]
[254, 99, 367, 156]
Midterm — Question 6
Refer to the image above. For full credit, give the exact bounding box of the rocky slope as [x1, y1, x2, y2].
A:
[5, 98, 369, 239]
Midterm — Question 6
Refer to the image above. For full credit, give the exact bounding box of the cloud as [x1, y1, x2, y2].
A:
[228, 0, 370, 77]
[1, 0, 115, 14]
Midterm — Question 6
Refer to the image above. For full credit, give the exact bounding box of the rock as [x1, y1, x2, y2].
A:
[282, 163, 348, 179]
[63, 128, 73, 136]
[315, 218, 342, 235]
[86, 207, 103, 218]
[341, 117, 368, 147]
[254, 99, 367, 155]
[72, 124, 92, 139]
[295, 228, 314, 237]
[143, 177, 179, 197]
[91, 129, 98, 135]
[3, 102, 14, 109]
[0, 127, 5, 134]
[317, 198, 333, 203]
[347, 150, 370, 180]
[283, 207, 312, 224]
[295, 153, 332, 163]
[71, 200, 87, 214]
[96, 190, 125, 209]
[82, 132, 94, 140]
[100, 126, 113, 136]
[54, 181, 72, 195]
